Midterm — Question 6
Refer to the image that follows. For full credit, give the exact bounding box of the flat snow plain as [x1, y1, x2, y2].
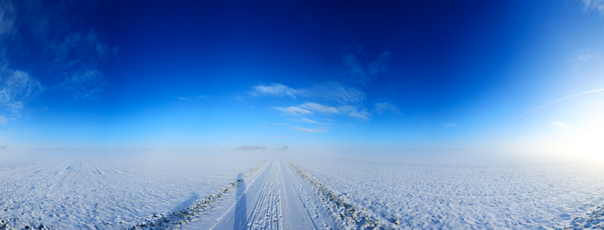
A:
[288, 155, 604, 229]
[0, 150, 270, 229]
[2, 150, 604, 229]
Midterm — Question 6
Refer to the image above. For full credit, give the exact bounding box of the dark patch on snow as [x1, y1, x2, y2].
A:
[0, 219, 51, 230]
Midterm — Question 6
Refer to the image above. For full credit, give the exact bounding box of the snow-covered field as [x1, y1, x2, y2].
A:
[2, 150, 604, 229]
[288, 155, 604, 229]
[0, 150, 270, 229]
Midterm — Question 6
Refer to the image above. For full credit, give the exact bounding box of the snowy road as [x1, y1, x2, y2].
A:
[201, 158, 336, 230]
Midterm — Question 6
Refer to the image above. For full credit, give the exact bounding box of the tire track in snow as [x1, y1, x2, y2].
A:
[210, 157, 333, 230]
[127, 161, 268, 230]
[286, 159, 400, 230]
[246, 162, 274, 228]
[280, 158, 322, 229]
[210, 159, 282, 230]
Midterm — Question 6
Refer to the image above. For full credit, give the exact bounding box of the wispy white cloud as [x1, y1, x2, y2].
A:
[578, 53, 596, 61]
[338, 51, 390, 86]
[53, 30, 113, 99]
[299, 102, 338, 114]
[0, 2, 44, 120]
[339, 105, 370, 120]
[443, 123, 457, 127]
[551, 121, 571, 130]
[273, 106, 312, 116]
[252, 82, 366, 106]
[291, 126, 328, 133]
[0, 69, 44, 117]
[369, 51, 391, 77]
[297, 82, 366, 105]
[583, 0, 604, 14]
[349, 110, 370, 120]
[253, 81, 371, 121]
[374, 102, 402, 115]
[2, 1, 115, 100]
[252, 83, 297, 98]
[297, 118, 325, 125]
[516, 88, 604, 118]
[569, 50, 598, 67]
[0, 0, 16, 38]
[177, 96, 190, 101]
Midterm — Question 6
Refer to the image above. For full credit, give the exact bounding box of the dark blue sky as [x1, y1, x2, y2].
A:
[1, 0, 603, 157]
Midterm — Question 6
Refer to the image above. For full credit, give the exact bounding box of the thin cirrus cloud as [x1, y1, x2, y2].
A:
[253, 81, 399, 121]
[1, 1, 115, 100]
[339, 105, 370, 120]
[0, 70, 44, 117]
[516, 88, 604, 119]
[252, 83, 297, 98]
[374, 102, 402, 115]
[578, 53, 596, 61]
[299, 102, 338, 114]
[337, 51, 390, 87]
[290, 126, 328, 133]
[298, 82, 366, 105]
[273, 106, 312, 116]
[252, 81, 366, 105]
[298, 118, 325, 125]
[0, 2, 43, 119]
[253, 82, 373, 120]
[0, 0, 115, 122]
[551, 121, 571, 130]
[52, 30, 113, 99]
[583, 0, 604, 14]
[349, 110, 370, 120]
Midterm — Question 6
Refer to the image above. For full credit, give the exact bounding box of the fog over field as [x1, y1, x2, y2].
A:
[1, 0, 604, 229]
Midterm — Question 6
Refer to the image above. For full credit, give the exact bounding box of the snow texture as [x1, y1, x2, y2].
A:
[2, 150, 604, 230]
[559, 205, 604, 229]
[288, 156, 604, 229]
[0, 151, 269, 229]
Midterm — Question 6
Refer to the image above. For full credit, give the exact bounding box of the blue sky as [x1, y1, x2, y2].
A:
[1, 0, 603, 158]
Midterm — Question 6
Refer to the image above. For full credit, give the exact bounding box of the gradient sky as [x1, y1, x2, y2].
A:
[1, 0, 603, 158]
